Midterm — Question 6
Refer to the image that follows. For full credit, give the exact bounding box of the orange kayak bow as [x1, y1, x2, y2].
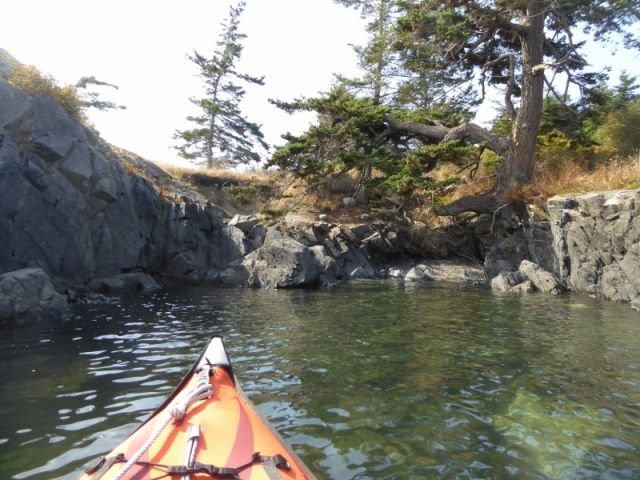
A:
[80, 335, 316, 480]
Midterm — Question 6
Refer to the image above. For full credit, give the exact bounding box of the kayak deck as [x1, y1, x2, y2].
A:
[80, 336, 315, 480]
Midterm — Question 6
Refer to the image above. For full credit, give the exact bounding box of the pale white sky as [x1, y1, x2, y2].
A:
[1, 1, 637, 168]
[1, 0, 367, 167]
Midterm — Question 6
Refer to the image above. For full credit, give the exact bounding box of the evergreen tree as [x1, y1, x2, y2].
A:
[393, 0, 639, 216]
[8, 65, 125, 120]
[335, 0, 476, 117]
[76, 76, 126, 112]
[268, 0, 479, 206]
[587, 72, 640, 155]
[335, 0, 400, 105]
[173, 1, 267, 168]
[272, 1, 638, 217]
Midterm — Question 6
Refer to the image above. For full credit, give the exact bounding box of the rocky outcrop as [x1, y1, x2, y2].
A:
[548, 190, 640, 308]
[483, 201, 556, 279]
[212, 217, 485, 289]
[0, 268, 67, 323]
[0, 74, 487, 318]
[0, 79, 252, 297]
[484, 191, 640, 310]
[489, 260, 564, 295]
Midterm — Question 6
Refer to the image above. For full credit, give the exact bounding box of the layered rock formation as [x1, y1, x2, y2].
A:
[485, 190, 640, 311]
[0, 80, 243, 288]
[548, 190, 640, 309]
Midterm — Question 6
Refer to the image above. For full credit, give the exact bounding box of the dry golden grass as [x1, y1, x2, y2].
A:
[154, 152, 639, 224]
[537, 154, 640, 195]
[158, 164, 278, 185]
[443, 152, 640, 206]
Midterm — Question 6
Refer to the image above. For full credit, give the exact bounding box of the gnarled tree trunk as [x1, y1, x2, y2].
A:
[436, 1, 546, 217]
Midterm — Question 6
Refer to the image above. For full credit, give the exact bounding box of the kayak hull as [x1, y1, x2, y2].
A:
[79, 336, 315, 480]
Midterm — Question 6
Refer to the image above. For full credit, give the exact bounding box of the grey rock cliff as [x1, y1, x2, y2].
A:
[1, 76, 484, 314]
[548, 190, 640, 305]
[0, 79, 248, 297]
[485, 191, 640, 310]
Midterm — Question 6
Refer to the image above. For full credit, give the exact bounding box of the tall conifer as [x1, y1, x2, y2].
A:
[174, 1, 267, 168]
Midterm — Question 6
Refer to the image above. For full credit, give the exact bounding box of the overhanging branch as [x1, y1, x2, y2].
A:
[379, 115, 509, 156]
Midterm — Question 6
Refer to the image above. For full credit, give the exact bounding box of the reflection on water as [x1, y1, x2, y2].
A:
[1, 282, 639, 479]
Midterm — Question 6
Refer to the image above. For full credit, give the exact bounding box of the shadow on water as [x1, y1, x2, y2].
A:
[1, 281, 639, 479]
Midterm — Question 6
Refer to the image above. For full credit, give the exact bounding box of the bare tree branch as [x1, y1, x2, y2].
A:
[482, 53, 516, 120]
[379, 114, 510, 155]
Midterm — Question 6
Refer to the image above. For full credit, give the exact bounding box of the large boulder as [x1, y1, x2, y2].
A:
[518, 260, 565, 295]
[241, 228, 324, 288]
[322, 225, 377, 280]
[0, 268, 67, 323]
[228, 214, 259, 233]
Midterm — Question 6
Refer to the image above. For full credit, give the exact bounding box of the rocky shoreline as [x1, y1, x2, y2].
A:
[1, 74, 639, 323]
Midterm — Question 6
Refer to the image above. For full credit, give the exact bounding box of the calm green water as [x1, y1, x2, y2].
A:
[1, 281, 639, 479]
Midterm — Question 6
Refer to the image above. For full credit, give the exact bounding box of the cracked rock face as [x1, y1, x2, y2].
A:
[548, 190, 640, 304]
[0, 80, 251, 290]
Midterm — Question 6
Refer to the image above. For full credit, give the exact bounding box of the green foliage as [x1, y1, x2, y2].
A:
[269, 86, 389, 178]
[535, 131, 574, 169]
[369, 141, 473, 195]
[9, 64, 84, 118]
[535, 73, 640, 161]
[224, 181, 275, 206]
[334, 0, 399, 105]
[591, 97, 640, 157]
[271, 0, 639, 217]
[173, 1, 267, 168]
[75, 76, 126, 112]
[8, 65, 125, 121]
[592, 102, 640, 156]
[367, 142, 470, 200]
[269, 79, 483, 209]
[538, 97, 581, 139]
[490, 71, 640, 174]
[258, 207, 282, 222]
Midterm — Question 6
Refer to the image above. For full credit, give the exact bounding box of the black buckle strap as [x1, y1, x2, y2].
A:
[163, 452, 290, 479]
[84, 451, 290, 480]
[166, 463, 239, 478]
[260, 454, 291, 480]
[84, 453, 126, 480]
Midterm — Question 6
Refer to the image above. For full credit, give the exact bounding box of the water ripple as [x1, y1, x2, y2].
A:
[2, 284, 640, 480]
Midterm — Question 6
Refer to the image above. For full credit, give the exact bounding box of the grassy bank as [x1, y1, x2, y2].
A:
[159, 152, 640, 224]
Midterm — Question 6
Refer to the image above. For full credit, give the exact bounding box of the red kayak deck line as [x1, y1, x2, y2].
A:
[79, 336, 316, 480]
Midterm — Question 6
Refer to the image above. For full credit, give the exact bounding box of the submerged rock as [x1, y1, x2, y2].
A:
[490, 271, 526, 292]
[405, 264, 434, 283]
